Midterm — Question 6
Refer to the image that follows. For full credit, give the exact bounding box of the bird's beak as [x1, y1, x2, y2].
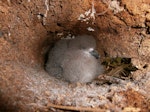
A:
[90, 50, 100, 59]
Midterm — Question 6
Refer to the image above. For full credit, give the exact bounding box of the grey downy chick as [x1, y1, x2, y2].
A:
[61, 48, 103, 83]
[45, 35, 104, 83]
[61, 35, 104, 83]
[45, 39, 69, 77]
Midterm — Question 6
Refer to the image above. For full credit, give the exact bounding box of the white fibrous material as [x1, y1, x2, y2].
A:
[61, 34, 75, 40]
[57, 32, 64, 37]
[44, 0, 49, 17]
[109, 0, 124, 14]
[78, 14, 90, 22]
[37, 14, 42, 20]
[8, 32, 11, 36]
[87, 27, 95, 32]
[100, 0, 124, 14]
[78, 1, 96, 22]
[42, 0, 50, 25]
[85, 9, 91, 16]
[90, 1, 96, 20]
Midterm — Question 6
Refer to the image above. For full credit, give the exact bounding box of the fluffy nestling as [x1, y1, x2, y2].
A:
[45, 35, 104, 83]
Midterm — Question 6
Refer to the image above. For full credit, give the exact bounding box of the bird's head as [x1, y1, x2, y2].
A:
[68, 35, 96, 50]
[83, 47, 100, 59]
